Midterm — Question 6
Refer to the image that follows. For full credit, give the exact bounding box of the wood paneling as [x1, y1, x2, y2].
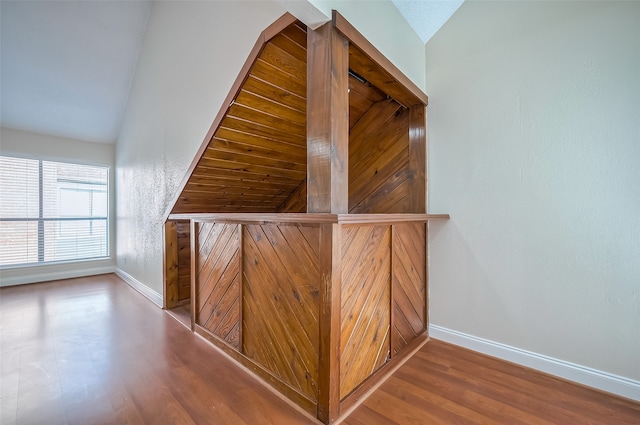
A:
[169, 20, 308, 216]
[277, 179, 307, 212]
[332, 11, 428, 108]
[348, 100, 410, 214]
[391, 223, 426, 356]
[195, 222, 241, 349]
[242, 223, 321, 405]
[176, 221, 191, 302]
[163, 221, 179, 309]
[307, 22, 349, 213]
[161, 11, 436, 424]
[340, 224, 391, 399]
[349, 74, 387, 129]
[408, 106, 426, 213]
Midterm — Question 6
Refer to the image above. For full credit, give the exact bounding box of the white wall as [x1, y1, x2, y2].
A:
[0, 127, 116, 285]
[115, 0, 425, 295]
[426, 0, 640, 383]
[115, 1, 288, 295]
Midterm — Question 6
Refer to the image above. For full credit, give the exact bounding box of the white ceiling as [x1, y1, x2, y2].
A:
[0, 0, 460, 145]
[391, 0, 465, 43]
[0, 1, 151, 144]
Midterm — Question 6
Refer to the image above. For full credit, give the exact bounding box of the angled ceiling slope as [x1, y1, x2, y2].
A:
[166, 11, 429, 219]
[167, 14, 308, 216]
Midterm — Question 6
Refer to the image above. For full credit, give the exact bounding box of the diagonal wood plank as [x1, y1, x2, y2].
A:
[242, 224, 320, 402]
[340, 225, 391, 398]
[391, 223, 426, 355]
[195, 223, 242, 350]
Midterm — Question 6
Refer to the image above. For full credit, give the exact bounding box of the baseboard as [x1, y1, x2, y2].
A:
[0, 265, 116, 287]
[429, 325, 640, 402]
[115, 268, 163, 308]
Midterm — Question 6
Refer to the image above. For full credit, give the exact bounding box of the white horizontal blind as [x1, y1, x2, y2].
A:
[0, 156, 109, 267]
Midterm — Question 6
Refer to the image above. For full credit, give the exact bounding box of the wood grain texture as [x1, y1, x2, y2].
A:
[317, 223, 341, 423]
[332, 11, 428, 108]
[163, 221, 179, 309]
[408, 105, 426, 214]
[177, 221, 191, 302]
[164, 13, 301, 220]
[242, 223, 321, 405]
[340, 224, 391, 399]
[0, 274, 320, 425]
[277, 179, 307, 212]
[343, 339, 640, 425]
[168, 20, 308, 216]
[306, 22, 349, 214]
[349, 75, 386, 129]
[348, 100, 411, 214]
[390, 223, 426, 356]
[195, 222, 241, 349]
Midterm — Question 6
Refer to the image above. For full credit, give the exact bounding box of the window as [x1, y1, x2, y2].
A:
[0, 156, 109, 267]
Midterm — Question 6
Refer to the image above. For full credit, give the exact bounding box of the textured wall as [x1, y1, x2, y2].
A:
[426, 1, 640, 380]
[115, 1, 287, 294]
[0, 127, 116, 285]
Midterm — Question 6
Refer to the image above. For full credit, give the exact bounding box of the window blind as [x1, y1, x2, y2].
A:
[0, 156, 109, 267]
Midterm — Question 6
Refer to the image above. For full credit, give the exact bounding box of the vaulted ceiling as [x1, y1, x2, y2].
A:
[0, 1, 461, 145]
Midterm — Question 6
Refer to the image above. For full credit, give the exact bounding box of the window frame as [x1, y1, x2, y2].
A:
[0, 155, 111, 269]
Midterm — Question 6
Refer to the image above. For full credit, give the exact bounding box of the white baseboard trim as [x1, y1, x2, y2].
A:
[0, 266, 116, 287]
[429, 324, 640, 402]
[115, 268, 163, 308]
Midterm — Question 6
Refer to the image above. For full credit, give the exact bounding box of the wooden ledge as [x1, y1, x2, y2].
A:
[168, 213, 338, 225]
[168, 213, 450, 225]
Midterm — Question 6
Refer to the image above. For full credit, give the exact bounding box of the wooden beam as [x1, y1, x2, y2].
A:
[332, 10, 428, 107]
[307, 22, 349, 214]
[408, 105, 427, 213]
[163, 221, 179, 309]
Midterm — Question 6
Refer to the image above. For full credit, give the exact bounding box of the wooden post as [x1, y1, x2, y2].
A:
[318, 223, 341, 423]
[408, 105, 427, 213]
[163, 221, 179, 309]
[308, 21, 348, 424]
[307, 22, 349, 214]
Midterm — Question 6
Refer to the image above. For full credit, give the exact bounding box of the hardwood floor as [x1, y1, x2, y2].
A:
[343, 341, 640, 425]
[1, 274, 639, 425]
[0, 274, 317, 425]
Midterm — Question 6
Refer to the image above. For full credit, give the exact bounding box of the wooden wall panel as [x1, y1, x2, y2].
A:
[348, 75, 386, 129]
[176, 221, 191, 302]
[348, 100, 410, 214]
[169, 21, 308, 216]
[163, 221, 179, 309]
[242, 224, 320, 403]
[340, 225, 391, 399]
[391, 223, 426, 356]
[195, 222, 241, 350]
[277, 179, 307, 212]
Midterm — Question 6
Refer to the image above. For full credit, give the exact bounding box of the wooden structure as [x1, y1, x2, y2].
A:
[163, 11, 448, 424]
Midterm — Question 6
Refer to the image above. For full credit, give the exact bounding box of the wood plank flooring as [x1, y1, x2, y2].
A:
[1, 274, 639, 425]
[0, 274, 316, 425]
